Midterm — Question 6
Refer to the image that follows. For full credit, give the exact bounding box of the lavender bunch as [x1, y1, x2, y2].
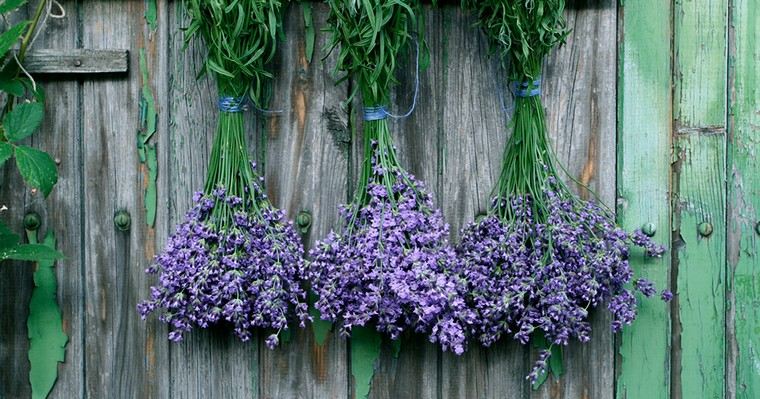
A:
[461, 0, 670, 383]
[311, 0, 473, 353]
[139, 0, 310, 347]
[310, 133, 474, 354]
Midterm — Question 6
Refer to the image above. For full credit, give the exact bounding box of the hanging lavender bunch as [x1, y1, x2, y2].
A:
[309, 0, 473, 354]
[461, 0, 670, 382]
[138, 0, 310, 348]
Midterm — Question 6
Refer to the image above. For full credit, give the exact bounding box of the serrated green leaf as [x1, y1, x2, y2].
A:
[0, 233, 20, 250]
[0, 22, 29, 58]
[0, 243, 63, 262]
[0, 141, 14, 167]
[0, 0, 27, 13]
[303, 3, 315, 64]
[4, 102, 44, 142]
[14, 145, 58, 197]
[0, 78, 26, 96]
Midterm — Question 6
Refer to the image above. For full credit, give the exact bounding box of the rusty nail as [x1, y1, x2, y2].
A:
[23, 212, 41, 231]
[74, 59, 82, 67]
[114, 210, 131, 232]
[698, 222, 713, 237]
[641, 222, 657, 237]
[296, 211, 312, 234]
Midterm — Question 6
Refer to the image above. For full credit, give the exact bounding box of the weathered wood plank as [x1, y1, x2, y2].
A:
[435, 6, 527, 399]
[166, 0, 259, 396]
[728, 1, 760, 398]
[533, 2, 617, 397]
[672, 0, 727, 397]
[615, 0, 673, 398]
[31, 2, 86, 397]
[258, 4, 350, 398]
[24, 49, 128, 74]
[80, 0, 169, 396]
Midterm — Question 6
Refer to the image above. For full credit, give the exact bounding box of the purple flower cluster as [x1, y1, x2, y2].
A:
[309, 151, 473, 354]
[456, 182, 667, 382]
[138, 188, 310, 347]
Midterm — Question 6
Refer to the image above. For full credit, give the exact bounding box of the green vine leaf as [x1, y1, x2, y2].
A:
[0, 243, 63, 262]
[4, 102, 44, 142]
[0, 0, 27, 14]
[0, 77, 27, 96]
[14, 145, 58, 197]
[0, 21, 29, 58]
[0, 141, 13, 167]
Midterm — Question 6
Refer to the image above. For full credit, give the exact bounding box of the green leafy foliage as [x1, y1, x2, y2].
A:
[14, 145, 58, 197]
[0, 0, 27, 14]
[0, 141, 13, 166]
[4, 101, 44, 142]
[324, 0, 424, 106]
[184, 0, 286, 102]
[0, 21, 28, 57]
[463, 0, 568, 80]
[0, 221, 63, 263]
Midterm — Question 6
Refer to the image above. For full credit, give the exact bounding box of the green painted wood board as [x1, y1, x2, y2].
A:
[616, 0, 673, 398]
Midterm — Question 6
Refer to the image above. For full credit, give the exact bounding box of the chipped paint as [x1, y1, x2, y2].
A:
[138, 48, 158, 227]
[145, 0, 157, 31]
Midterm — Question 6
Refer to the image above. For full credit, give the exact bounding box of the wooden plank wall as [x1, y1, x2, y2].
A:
[1, 0, 758, 398]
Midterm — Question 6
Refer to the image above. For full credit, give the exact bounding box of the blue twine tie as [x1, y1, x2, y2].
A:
[217, 95, 283, 115]
[362, 36, 421, 121]
[511, 79, 542, 98]
[217, 96, 249, 113]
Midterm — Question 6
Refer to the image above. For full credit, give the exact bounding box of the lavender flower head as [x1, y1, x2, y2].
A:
[138, 160, 310, 347]
[309, 137, 474, 354]
[456, 178, 667, 383]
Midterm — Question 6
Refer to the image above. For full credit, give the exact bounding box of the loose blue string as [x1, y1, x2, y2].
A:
[362, 37, 420, 121]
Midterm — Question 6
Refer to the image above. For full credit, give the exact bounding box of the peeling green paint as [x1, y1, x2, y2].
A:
[138, 48, 158, 227]
[145, 0, 157, 31]
[27, 230, 67, 399]
[145, 144, 158, 228]
[351, 327, 381, 399]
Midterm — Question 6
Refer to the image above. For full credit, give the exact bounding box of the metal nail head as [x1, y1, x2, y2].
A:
[642, 222, 657, 237]
[698, 222, 713, 237]
[114, 210, 131, 232]
[296, 211, 312, 234]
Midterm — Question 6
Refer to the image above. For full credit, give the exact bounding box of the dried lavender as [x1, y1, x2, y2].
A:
[138, 0, 310, 347]
[461, 0, 668, 383]
[311, 0, 472, 354]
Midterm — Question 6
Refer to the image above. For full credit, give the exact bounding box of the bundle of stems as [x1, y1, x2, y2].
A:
[459, 0, 669, 383]
[139, 0, 311, 347]
[309, 0, 473, 353]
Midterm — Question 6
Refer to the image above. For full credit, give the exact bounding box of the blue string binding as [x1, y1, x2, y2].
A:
[362, 36, 421, 121]
[217, 96, 249, 113]
[511, 79, 542, 98]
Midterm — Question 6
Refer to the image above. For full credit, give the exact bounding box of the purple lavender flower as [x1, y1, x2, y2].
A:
[456, 182, 669, 351]
[138, 186, 310, 345]
[661, 290, 674, 302]
[310, 142, 473, 354]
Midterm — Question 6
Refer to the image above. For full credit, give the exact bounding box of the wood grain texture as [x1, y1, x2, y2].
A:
[728, 1, 760, 398]
[80, 0, 169, 396]
[258, 4, 350, 399]
[615, 0, 673, 398]
[32, 2, 85, 397]
[672, 0, 727, 397]
[165, 1, 259, 397]
[432, 6, 529, 399]
[24, 49, 129, 74]
[534, 2, 617, 398]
